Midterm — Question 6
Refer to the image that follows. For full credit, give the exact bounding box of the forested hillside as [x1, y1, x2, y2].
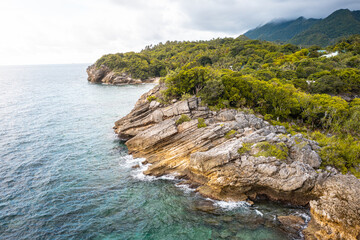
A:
[244, 9, 360, 46]
[94, 35, 360, 176]
[245, 17, 319, 42]
[291, 9, 360, 46]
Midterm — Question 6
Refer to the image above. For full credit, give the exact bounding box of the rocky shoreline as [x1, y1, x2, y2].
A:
[114, 84, 360, 239]
[86, 64, 159, 85]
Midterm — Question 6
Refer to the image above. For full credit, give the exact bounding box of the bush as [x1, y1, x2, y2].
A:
[310, 131, 360, 176]
[197, 118, 207, 128]
[225, 130, 237, 139]
[264, 114, 273, 121]
[147, 95, 157, 102]
[175, 114, 191, 125]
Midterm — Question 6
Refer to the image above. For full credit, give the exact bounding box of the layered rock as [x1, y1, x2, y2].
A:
[304, 174, 360, 240]
[86, 64, 159, 85]
[114, 85, 360, 239]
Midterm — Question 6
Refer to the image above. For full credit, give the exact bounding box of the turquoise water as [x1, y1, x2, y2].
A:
[0, 64, 308, 239]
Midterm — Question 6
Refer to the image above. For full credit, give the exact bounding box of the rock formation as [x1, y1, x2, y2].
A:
[86, 64, 159, 85]
[114, 84, 360, 239]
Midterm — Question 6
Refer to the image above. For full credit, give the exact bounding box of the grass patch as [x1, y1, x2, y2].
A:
[225, 129, 237, 139]
[175, 114, 191, 126]
[255, 142, 288, 160]
[238, 143, 253, 155]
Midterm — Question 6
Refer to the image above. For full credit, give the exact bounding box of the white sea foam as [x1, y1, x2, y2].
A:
[175, 183, 196, 193]
[158, 174, 177, 181]
[121, 155, 157, 181]
[122, 155, 180, 182]
[120, 155, 144, 169]
[255, 209, 263, 216]
[296, 212, 311, 222]
[209, 199, 251, 210]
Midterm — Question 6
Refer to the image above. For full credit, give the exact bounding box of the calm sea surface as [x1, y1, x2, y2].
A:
[0, 64, 308, 239]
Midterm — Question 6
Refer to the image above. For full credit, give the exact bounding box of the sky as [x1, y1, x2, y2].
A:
[0, 0, 359, 65]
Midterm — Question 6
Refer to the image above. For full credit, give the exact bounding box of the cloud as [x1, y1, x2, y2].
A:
[0, 0, 359, 65]
[175, 0, 360, 33]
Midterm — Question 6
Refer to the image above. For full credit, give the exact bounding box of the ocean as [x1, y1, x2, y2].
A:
[0, 64, 308, 239]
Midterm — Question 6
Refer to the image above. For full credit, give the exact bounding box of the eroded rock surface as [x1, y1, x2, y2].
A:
[114, 85, 360, 239]
[305, 174, 360, 240]
[86, 64, 159, 85]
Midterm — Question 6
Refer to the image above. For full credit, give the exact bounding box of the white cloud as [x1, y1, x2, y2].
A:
[0, 0, 358, 65]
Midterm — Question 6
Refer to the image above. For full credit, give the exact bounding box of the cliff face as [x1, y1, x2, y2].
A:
[86, 64, 159, 85]
[115, 85, 360, 239]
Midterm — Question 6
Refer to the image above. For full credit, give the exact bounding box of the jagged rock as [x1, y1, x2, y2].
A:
[87, 64, 110, 83]
[149, 100, 160, 109]
[126, 118, 178, 151]
[216, 109, 236, 121]
[86, 64, 159, 85]
[114, 85, 360, 239]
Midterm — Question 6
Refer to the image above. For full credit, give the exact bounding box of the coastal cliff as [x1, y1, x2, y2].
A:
[86, 64, 159, 85]
[114, 84, 360, 239]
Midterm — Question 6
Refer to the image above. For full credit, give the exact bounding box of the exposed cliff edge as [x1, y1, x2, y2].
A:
[86, 64, 159, 85]
[114, 85, 360, 240]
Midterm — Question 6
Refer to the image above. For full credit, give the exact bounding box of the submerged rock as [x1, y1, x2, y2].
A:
[114, 85, 360, 239]
[278, 215, 305, 234]
[192, 200, 217, 213]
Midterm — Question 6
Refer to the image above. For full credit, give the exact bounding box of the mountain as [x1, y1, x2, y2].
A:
[290, 9, 360, 46]
[245, 9, 360, 46]
[245, 17, 319, 42]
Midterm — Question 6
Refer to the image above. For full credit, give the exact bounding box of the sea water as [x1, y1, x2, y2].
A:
[0, 64, 308, 239]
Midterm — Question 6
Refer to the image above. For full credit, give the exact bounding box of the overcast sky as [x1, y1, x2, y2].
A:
[0, 0, 359, 65]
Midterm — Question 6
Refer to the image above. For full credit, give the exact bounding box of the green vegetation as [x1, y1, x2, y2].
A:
[238, 143, 253, 155]
[255, 142, 289, 160]
[95, 33, 360, 176]
[310, 132, 360, 177]
[245, 17, 320, 43]
[147, 95, 157, 102]
[164, 67, 357, 134]
[225, 130, 237, 139]
[290, 9, 360, 47]
[175, 114, 191, 126]
[197, 118, 207, 128]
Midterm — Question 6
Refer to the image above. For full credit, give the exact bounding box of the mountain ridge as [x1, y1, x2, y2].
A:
[245, 8, 360, 46]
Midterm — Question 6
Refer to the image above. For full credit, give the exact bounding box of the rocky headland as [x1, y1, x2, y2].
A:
[114, 84, 360, 239]
[86, 64, 159, 85]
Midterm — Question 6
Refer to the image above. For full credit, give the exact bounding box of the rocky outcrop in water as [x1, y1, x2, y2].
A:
[86, 64, 159, 85]
[114, 85, 360, 239]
